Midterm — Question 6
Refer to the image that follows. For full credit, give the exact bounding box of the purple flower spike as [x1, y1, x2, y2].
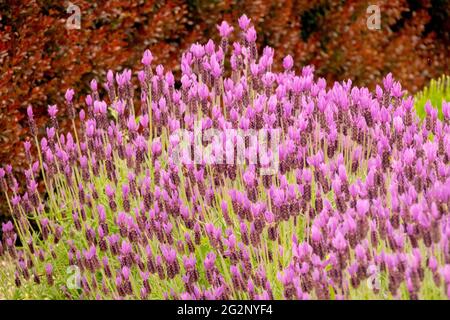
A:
[217, 21, 234, 38]
[142, 49, 153, 66]
[245, 26, 257, 43]
[283, 55, 294, 71]
[238, 14, 251, 30]
[65, 88, 74, 102]
[45, 263, 54, 285]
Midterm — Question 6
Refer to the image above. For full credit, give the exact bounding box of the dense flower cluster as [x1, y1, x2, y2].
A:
[1, 15, 450, 300]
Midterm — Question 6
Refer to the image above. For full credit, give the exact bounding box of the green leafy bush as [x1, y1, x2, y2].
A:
[415, 75, 450, 119]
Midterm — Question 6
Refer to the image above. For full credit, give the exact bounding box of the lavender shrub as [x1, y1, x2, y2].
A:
[1, 15, 450, 300]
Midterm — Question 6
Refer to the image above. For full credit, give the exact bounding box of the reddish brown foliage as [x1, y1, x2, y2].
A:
[0, 0, 449, 216]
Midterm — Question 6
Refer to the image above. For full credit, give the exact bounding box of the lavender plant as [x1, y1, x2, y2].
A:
[1, 15, 450, 300]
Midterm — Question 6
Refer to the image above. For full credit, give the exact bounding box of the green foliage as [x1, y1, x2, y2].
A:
[415, 75, 450, 118]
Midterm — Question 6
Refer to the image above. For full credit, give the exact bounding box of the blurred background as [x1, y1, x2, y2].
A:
[0, 0, 449, 217]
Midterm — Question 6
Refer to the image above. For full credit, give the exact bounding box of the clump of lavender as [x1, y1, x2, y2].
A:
[1, 15, 450, 300]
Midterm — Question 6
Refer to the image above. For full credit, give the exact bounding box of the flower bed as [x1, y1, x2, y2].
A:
[1, 15, 449, 300]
